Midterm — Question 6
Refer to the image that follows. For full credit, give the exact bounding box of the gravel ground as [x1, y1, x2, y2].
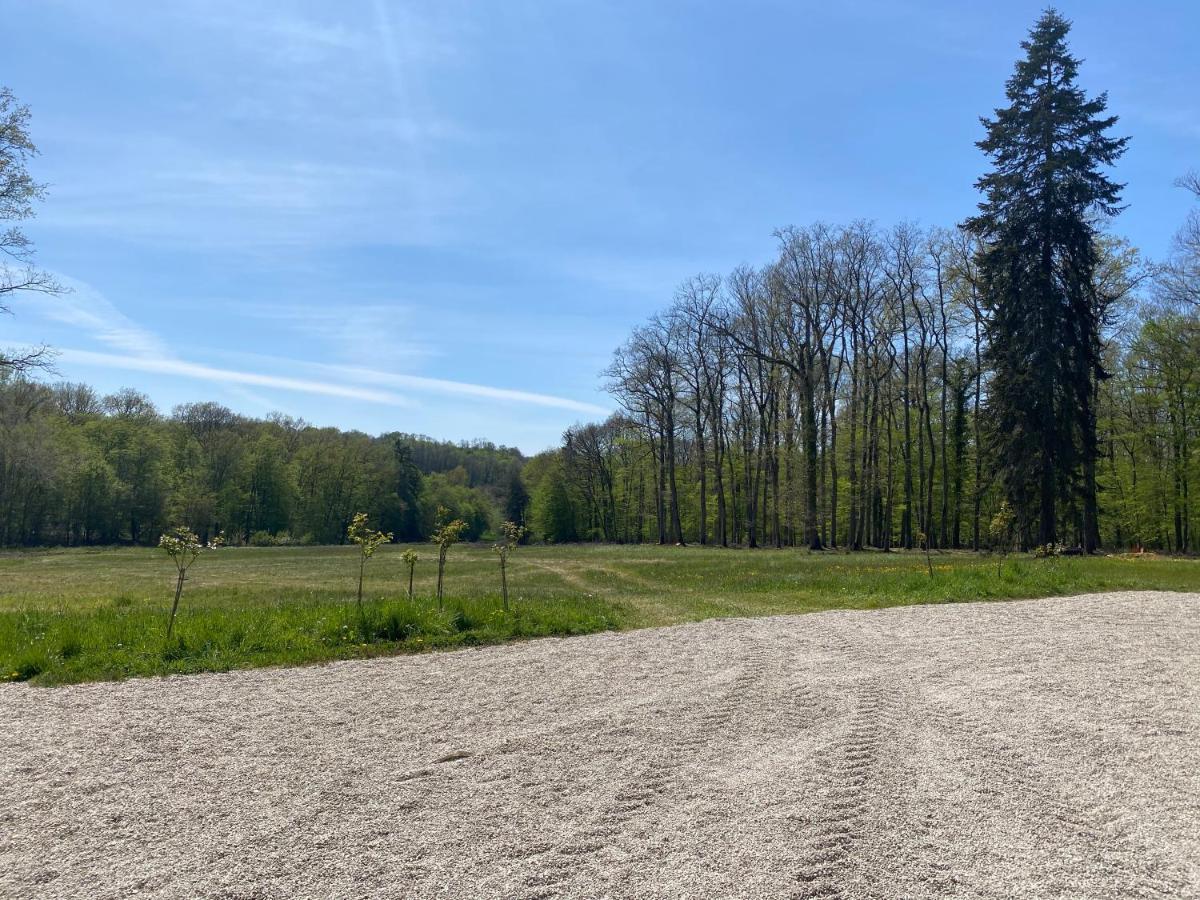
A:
[2, 591, 1198, 899]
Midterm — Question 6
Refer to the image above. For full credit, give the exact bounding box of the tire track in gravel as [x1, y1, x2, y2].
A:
[767, 650, 840, 744]
[648, 628, 840, 859]
[515, 628, 771, 899]
[486, 637, 719, 888]
[346, 633, 727, 895]
[787, 675, 897, 900]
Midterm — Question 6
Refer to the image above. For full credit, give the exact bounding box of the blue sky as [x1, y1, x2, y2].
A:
[3, 1, 1197, 453]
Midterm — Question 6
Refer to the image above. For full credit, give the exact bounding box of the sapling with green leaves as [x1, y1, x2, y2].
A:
[158, 526, 224, 640]
[430, 506, 468, 610]
[493, 520, 527, 611]
[347, 512, 393, 621]
[989, 501, 1017, 576]
[401, 549, 419, 601]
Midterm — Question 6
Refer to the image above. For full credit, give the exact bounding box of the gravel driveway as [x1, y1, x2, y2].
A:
[2, 591, 1198, 899]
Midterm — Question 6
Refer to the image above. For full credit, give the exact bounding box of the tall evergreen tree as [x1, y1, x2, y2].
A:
[504, 467, 531, 527]
[391, 440, 424, 541]
[965, 9, 1127, 550]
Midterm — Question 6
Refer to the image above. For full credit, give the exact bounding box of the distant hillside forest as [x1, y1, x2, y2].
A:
[0, 383, 533, 547]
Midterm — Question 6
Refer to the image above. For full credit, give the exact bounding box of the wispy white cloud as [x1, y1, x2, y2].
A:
[28, 274, 608, 417]
[56, 349, 609, 416]
[329, 363, 609, 415]
[42, 142, 468, 251]
[26, 274, 412, 405]
[57, 349, 417, 407]
[23, 275, 171, 359]
[34, 1, 474, 254]
[236, 302, 437, 368]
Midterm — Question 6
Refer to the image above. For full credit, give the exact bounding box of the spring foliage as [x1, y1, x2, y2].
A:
[493, 520, 527, 611]
[158, 526, 223, 638]
[431, 507, 469, 608]
[347, 512, 392, 615]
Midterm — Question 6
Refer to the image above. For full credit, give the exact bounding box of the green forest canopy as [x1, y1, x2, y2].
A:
[0, 384, 531, 547]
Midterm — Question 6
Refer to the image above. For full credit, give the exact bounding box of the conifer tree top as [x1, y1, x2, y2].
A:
[967, 8, 1128, 237]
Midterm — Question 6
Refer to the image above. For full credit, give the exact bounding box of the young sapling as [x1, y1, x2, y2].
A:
[347, 512, 393, 623]
[430, 507, 468, 610]
[492, 520, 527, 611]
[401, 548, 418, 601]
[158, 526, 224, 640]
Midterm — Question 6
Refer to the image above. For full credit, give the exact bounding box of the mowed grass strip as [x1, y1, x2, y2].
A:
[1, 544, 1196, 685]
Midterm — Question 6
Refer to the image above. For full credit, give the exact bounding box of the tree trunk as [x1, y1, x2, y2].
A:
[500, 556, 509, 611]
[167, 568, 186, 640]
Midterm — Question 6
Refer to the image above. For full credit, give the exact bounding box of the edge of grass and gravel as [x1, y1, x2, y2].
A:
[2, 544, 1196, 686]
[0, 594, 622, 687]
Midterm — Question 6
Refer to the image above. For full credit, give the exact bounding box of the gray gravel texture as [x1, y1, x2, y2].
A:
[2, 591, 1198, 899]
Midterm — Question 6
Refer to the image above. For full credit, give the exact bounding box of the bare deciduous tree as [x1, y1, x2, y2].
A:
[1, 87, 63, 374]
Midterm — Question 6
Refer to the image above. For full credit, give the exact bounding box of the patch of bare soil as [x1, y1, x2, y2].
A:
[1, 591, 1197, 898]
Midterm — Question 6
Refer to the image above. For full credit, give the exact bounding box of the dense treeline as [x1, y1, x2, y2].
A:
[534, 14, 1200, 553]
[535, 224, 1197, 551]
[0, 382, 530, 547]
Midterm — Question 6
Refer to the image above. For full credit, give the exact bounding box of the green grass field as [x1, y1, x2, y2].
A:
[2, 543, 1196, 685]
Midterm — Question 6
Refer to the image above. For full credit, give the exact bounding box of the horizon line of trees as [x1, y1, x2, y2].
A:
[532, 220, 1197, 552]
[0, 382, 534, 548]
